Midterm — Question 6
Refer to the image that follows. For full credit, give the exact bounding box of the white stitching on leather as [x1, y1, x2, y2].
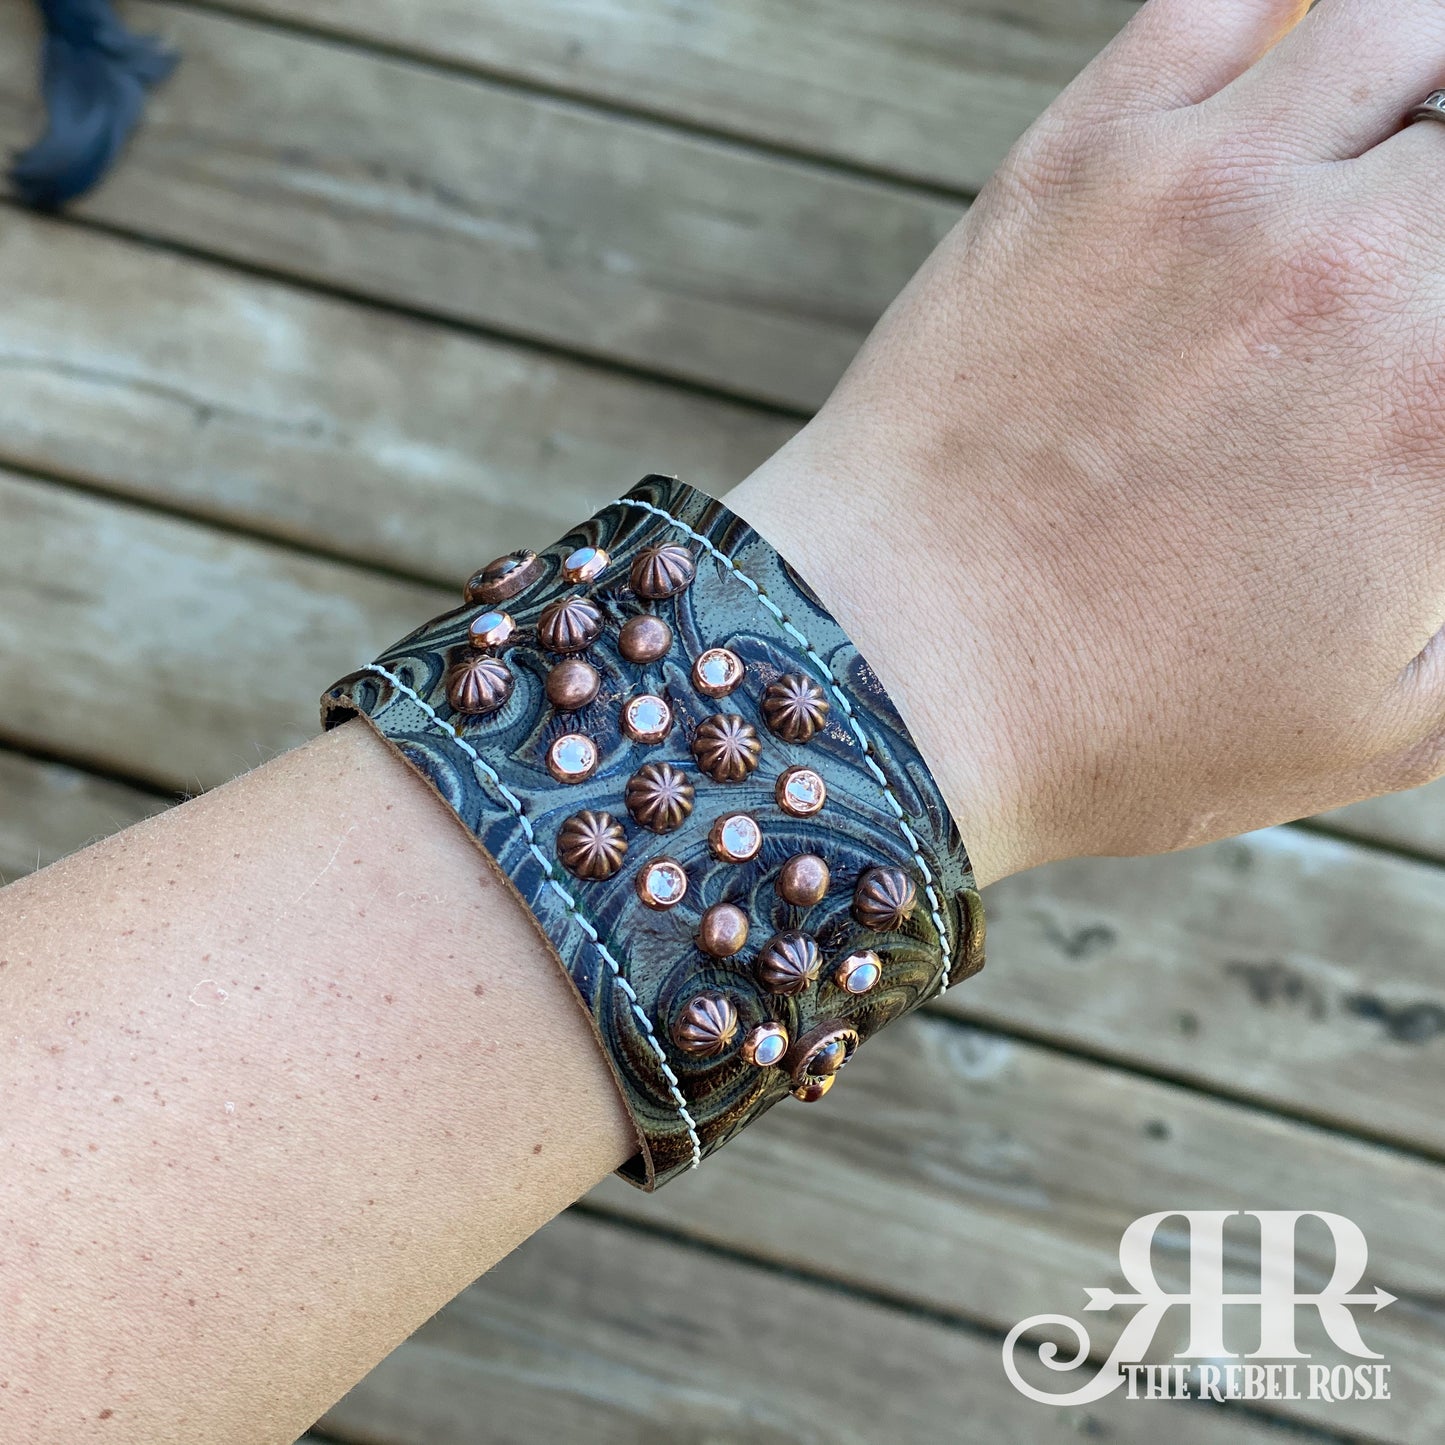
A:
[620, 496, 957, 991]
[360, 662, 703, 1171]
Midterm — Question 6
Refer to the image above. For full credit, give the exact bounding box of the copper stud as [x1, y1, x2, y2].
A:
[561, 545, 610, 584]
[630, 543, 696, 599]
[692, 713, 762, 784]
[696, 902, 750, 958]
[776, 765, 827, 817]
[545, 657, 601, 712]
[546, 732, 599, 784]
[537, 596, 603, 654]
[671, 992, 739, 1057]
[625, 761, 695, 834]
[852, 866, 917, 932]
[835, 949, 882, 995]
[761, 672, 830, 743]
[621, 692, 674, 744]
[465, 550, 544, 605]
[617, 613, 673, 665]
[468, 609, 516, 649]
[755, 930, 823, 996]
[709, 812, 762, 864]
[692, 647, 745, 698]
[445, 654, 513, 716]
[637, 857, 688, 909]
[787, 1021, 860, 1094]
[557, 811, 628, 881]
[776, 853, 829, 907]
[741, 1021, 789, 1068]
[792, 1076, 836, 1103]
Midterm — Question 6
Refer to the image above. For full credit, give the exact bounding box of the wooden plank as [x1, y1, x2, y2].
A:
[0, 3, 958, 412]
[943, 828, 1445, 1155]
[589, 1011, 1445, 1442]
[316, 1209, 1328, 1445]
[0, 214, 794, 583]
[0, 752, 166, 884]
[1319, 781, 1445, 862]
[3, 470, 1444, 1158]
[209, 0, 1136, 194]
[0, 469, 444, 791]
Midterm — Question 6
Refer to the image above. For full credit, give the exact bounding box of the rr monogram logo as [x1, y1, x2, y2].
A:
[1003, 1210, 1396, 1406]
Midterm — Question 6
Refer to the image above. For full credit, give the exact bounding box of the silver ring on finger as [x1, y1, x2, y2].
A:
[1409, 90, 1445, 127]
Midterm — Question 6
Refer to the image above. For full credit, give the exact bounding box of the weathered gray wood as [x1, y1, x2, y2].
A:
[944, 828, 1445, 1155]
[210, 0, 1136, 194]
[0, 752, 165, 884]
[3, 471, 1443, 1162]
[0, 469, 444, 791]
[0, 4, 958, 412]
[0, 215, 793, 582]
[1320, 781, 1445, 863]
[590, 1011, 1445, 1442]
[316, 1209, 1332, 1445]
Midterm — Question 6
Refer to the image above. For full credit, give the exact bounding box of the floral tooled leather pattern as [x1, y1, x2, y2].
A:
[322, 476, 984, 1189]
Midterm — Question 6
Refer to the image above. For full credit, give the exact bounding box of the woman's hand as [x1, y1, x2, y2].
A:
[732, 0, 1445, 884]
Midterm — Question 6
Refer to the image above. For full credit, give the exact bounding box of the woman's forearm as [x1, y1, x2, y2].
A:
[0, 721, 634, 1443]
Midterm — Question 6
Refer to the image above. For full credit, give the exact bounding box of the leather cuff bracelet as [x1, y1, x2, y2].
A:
[322, 475, 984, 1189]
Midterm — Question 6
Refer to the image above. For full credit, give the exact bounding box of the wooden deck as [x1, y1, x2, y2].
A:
[2, 5, 1443, 1442]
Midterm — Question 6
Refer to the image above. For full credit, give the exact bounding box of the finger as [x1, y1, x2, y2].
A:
[1059, 0, 1309, 122]
[1213, 0, 1445, 160]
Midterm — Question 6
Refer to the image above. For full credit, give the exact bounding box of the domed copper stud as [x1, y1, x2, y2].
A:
[852, 866, 917, 932]
[557, 810, 627, 881]
[621, 692, 674, 744]
[692, 647, 745, 698]
[446, 654, 513, 716]
[755, 930, 823, 996]
[741, 1021, 789, 1068]
[467, 609, 516, 649]
[546, 732, 600, 784]
[709, 812, 762, 864]
[637, 857, 688, 909]
[561, 545, 610, 584]
[671, 992, 739, 1058]
[776, 852, 829, 907]
[537, 596, 603, 654]
[692, 714, 762, 783]
[788, 1021, 860, 1100]
[625, 762, 694, 833]
[465, 550, 543, 605]
[546, 657, 601, 712]
[761, 672, 830, 743]
[835, 949, 882, 995]
[776, 765, 826, 817]
[617, 613, 673, 664]
[631, 542, 695, 599]
[696, 902, 750, 958]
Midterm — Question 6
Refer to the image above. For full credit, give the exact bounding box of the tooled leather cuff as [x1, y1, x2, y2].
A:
[322, 475, 984, 1189]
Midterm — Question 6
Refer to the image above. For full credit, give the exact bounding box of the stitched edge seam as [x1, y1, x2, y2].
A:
[621, 496, 957, 991]
[361, 662, 704, 1172]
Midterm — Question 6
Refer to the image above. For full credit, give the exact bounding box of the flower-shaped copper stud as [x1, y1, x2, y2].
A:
[537, 596, 603, 654]
[557, 810, 628, 881]
[671, 992, 739, 1058]
[852, 866, 917, 932]
[630, 543, 695, 599]
[625, 762, 695, 833]
[465, 550, 544, 605]
[446, 654, 513, 716]
[692, 713, 762, 783]
[761, 672, 830, 743]
[755, 930, 823, 995]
